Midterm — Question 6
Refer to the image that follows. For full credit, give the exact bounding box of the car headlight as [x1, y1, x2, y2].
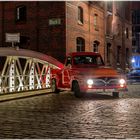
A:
[87, 79, 93, 85]
[119, 79, 126, 84]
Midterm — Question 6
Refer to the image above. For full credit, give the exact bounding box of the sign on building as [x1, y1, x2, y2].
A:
[49, 18, 61, 25]
[5, 33, 20, 47]
[6, 33, 20, 43]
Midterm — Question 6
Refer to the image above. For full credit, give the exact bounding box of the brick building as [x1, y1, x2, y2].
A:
[131, 2, 140, 54]
[105, 1, 132, 71]
[0, 1, 66, 62]
[0, 1, 132, 70]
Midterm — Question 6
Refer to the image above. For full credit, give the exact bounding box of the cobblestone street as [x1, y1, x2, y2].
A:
[0, 85, 139, 139]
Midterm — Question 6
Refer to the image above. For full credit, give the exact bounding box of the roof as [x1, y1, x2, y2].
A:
[67, 52, 101, 57]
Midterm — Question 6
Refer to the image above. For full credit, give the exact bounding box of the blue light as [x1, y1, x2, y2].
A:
[131, 58, 135, 63]
[131, 55, 140, 68]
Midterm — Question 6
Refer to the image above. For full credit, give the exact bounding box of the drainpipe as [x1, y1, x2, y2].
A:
[121, 3, 126, 73]
[1, 2, 5, 47]
[36, 2, 39, 52]
[104, 2, 107, 64]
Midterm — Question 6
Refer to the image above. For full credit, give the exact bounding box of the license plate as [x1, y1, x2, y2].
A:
[87, 88, 114, 93]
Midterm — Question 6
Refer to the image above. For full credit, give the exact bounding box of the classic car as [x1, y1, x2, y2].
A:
[51, 52, 127, 98]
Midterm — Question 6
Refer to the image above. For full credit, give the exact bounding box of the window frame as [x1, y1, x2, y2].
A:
[117, 46, 121, 64]
[15, 5, 27, 23]
[76, 37, 85, 52]
[94, 14, 99, 31]
[78, 6, 84, 24]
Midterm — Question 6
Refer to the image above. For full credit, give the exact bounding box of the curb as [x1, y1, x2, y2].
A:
[0, 89, 52, 102]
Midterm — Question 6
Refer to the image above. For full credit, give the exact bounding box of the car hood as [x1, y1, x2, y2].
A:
[72, 66, 119, 77]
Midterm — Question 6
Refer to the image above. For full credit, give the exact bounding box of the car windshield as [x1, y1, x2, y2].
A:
[130, 68, 140, 73]
[73, 55, 104, 66]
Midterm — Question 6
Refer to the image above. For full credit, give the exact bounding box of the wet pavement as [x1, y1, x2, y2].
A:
[0, 84, 139, 138]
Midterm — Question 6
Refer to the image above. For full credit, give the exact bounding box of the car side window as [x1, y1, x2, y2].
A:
[97, 56, 103, 65]
[65, 57, 71, 66]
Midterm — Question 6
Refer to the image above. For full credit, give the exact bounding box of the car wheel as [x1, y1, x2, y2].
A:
[51, 79, 59, 93]
[112, 92, 119, 98]
[73, 82, 83, 98]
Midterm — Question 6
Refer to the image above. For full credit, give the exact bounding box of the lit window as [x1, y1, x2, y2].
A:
[16, 6, 26, 22]
[78, 6, 83, 24]
[76, 37, 85, 52]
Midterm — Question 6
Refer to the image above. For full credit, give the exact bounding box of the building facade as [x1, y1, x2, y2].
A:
[0, 1, 66, 62]
[105, 1, 132, 71]
[0, 1, 132, 70]
[66, 1, 105, 60]
[131, 2, 140, 54]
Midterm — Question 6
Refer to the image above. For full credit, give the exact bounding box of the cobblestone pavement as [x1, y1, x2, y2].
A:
[0, 85, 140, 139]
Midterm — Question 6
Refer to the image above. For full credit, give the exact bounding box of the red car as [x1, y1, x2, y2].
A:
[51, 52, 127, 98]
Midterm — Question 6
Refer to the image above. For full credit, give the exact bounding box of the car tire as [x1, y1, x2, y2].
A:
[51, 79, 59, 93]
[112, 92, 119, 98]
[73, 81, 83, 98]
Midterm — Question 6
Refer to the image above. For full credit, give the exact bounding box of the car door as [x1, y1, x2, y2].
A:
[62, 56, 71, 87]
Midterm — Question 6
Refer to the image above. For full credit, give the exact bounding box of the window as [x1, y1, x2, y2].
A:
[65, 57, 71, 66]
[93, 40, 100, 52]
[94, 14, 99, 31]
[78, 6, 83, 24]
[107, 43, 111, 63]
[107, 1, 113, 12]
[76, 37, 85, 52]
[93, 43, 98, 52]
[20, 36, 30, 49]
[125, 28, 129, 39]
[132, 10, 140, 24]
[117, 46, 121, 63]
[73, 55, 104, 66]
[126, 48, 129, 64]
[16, 6, 27, 22]
[132, 40, 136, 46]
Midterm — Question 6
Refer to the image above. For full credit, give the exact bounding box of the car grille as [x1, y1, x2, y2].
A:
[93, 77, 119, 87]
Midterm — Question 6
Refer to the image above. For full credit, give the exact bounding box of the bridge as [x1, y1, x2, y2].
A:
[0, 47, 64, 94]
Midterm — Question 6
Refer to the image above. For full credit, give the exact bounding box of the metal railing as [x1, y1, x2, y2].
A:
[0, 47, 63, 94]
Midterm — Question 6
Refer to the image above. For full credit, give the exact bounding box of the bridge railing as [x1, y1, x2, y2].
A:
[0, 47, 64, 94]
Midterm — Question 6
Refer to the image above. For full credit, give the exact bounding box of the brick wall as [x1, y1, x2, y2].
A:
[0, 1, 66, 63]
[66, 1, 105, 60]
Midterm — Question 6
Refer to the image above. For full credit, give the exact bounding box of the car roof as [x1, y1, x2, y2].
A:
[67, 52, 101, 57]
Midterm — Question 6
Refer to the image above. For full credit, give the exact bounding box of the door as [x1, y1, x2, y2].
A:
[62, 56, 71, 87]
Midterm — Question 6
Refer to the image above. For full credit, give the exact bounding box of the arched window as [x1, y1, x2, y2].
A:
[94, 14, 99, 31]
[78, 6, 83, 24]
[93, 40, 100, 52]
[76, 37, 85, 52]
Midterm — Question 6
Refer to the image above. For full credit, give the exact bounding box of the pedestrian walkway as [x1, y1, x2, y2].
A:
[126, 84, 140, 98]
